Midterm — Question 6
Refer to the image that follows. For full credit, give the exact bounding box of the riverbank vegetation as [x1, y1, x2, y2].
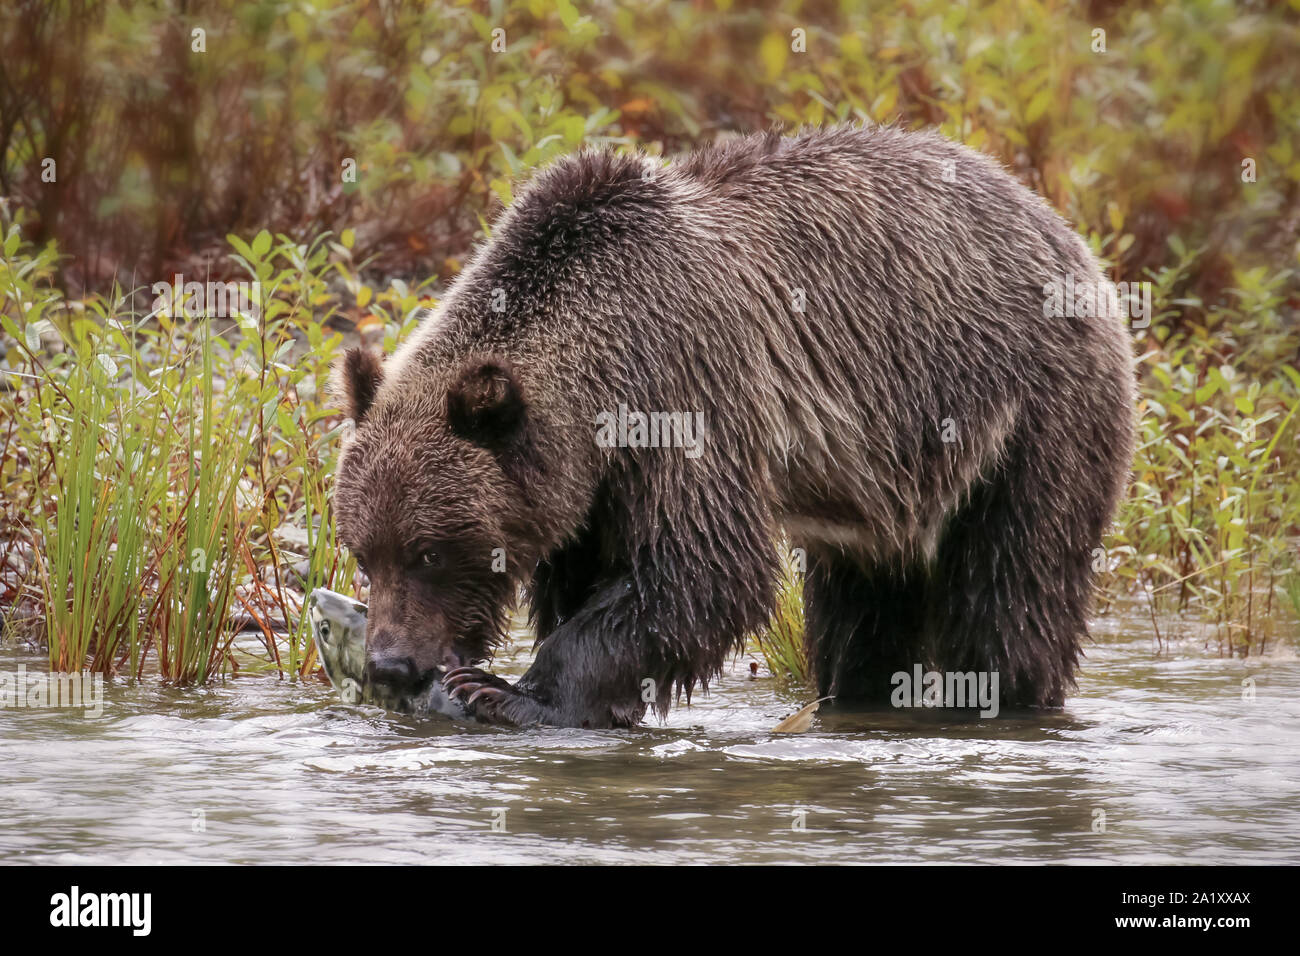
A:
[1, 0, 1296, 683]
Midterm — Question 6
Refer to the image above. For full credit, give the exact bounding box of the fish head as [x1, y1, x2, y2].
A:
[309, 588, 470, 720]
[309, 589, 369, 688]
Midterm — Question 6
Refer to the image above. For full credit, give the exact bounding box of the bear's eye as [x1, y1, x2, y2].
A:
[419, 549, 443, 569]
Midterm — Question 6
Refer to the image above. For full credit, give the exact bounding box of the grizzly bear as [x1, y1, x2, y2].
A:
[333, 125, 1135, 728]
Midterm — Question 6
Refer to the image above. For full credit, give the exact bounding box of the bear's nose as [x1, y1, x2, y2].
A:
[365, 653, 420, 691]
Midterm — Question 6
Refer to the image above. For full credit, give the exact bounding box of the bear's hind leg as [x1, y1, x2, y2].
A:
[803, 546, 930, 703]
[926, 437, 1097, 709]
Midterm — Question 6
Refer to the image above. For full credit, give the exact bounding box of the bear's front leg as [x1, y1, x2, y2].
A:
[442, 657, 633, 729]
[441, 592, 656, 728]
[444, 556, 773, 728]
[444, 465, 780, 728]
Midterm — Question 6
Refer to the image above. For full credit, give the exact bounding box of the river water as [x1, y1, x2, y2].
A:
[2, 609, 1297, 864]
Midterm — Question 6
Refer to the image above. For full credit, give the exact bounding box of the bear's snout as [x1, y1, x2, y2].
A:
[364, 620, 470, 694]
[364, 651, 422, 692]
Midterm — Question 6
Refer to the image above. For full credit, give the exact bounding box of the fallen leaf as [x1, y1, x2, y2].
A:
[772, 696, 834, 733]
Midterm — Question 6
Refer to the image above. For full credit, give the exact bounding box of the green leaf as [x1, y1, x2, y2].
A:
[489, 178, 514, 207]
[24, 319, 51, 352]
[275, 406, 297, 438]
[1024, 86, 1053, 124]
[556, 0, 580, 30]
[227, 234, 255, 262]
[760, 33, 789, 80]
[499, 141, 522, 174]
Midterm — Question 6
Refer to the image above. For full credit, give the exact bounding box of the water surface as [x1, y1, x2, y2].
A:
[2, 611, 1297, 864]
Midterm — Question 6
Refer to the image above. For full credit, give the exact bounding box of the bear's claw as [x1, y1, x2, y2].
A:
[442, 667, 503, 693]
[442, 666, 544, 726]
[466, 686, 505, 708]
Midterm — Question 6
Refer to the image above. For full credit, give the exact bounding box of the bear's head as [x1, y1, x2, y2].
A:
[331, 347, 537, 694]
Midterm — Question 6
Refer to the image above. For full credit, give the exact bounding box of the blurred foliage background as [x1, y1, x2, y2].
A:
[0, 0, 1297, 680]
[4, 0, 1297, 302]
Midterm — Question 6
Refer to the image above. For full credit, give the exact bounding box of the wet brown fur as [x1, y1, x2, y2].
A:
[333, 125, 1136, 728]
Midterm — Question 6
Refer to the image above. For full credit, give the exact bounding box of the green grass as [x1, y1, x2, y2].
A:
[754, 556, 808, 685]
[1100, 250, 1300, 656]
[0, 223, 415, 681]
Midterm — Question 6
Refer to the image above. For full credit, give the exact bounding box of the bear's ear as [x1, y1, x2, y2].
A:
[332, 348, 384, 425]
[447, 357, 527, 448]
